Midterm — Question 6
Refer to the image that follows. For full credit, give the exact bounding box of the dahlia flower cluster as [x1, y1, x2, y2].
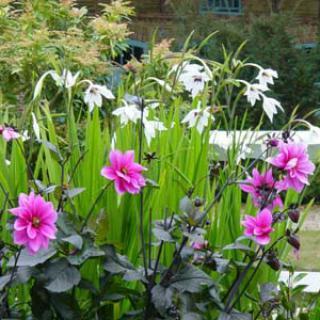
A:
[9, 149, 145, 255]
[241, 141, 315, 246]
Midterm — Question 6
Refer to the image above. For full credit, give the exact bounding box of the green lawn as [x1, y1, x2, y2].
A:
[288, 231, 320, 271]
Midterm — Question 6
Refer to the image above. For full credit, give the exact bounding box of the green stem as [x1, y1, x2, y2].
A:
[80, 182, 112, 232]
[137, 98, 148, 279]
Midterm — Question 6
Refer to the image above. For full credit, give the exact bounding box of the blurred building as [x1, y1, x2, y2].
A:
[77, 0, 320, 48]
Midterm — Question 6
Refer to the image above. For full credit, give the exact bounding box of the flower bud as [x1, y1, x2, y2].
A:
[194, 197, 204, 207]
[272, 212, 286, 224]
[266, 251, 281, 271]
[267, 138, 279, 148]
[267, 257, 281, 271]
[287, 235, 300, 251]
[288, 207, 300, 223]
[282, 130, 291, 143]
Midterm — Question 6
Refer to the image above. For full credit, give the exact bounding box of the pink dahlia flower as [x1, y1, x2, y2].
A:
[269, 142, 315, 192]
[242, 208, 274, 245]
[10, 192, 57, 255]
[0, 126, 20, 141]
[101, 150, 146, 195]
[240, 168, 283, 209]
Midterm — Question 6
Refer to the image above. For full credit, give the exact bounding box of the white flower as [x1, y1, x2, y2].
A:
[244, 83, 267, 106]
[262, 96, 283, 123]
[5, 159, 11, 166]
[181, 107, 213, 134]
[305, 121, 320, 142]
[147, 101, 160, 109]
[31, 112, 41, 141]
[143, 119, 167, 146]
[84, 83, 115, 112]
[33, 69, 79, 99]
[256, 68, 278, 88]
[60, 69, 80, 88]
[174, 63, 212, 98]
[112, 102, 141, 126]
[21, 130, 30, 142]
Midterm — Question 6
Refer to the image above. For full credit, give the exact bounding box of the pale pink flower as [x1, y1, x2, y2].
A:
[269, 142, 315, 192]
[240, 168, 283, 209]
[10, 192, 57, 255]
[192, 241, 208, 250]
[242, 209, 274, 245]
[101, 150, 146, 195]
[0, 126, 20, 141]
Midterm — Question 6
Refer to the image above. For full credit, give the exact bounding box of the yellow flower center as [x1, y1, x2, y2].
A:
[32, 217, 41, 228]
[121, 168, 128, 175]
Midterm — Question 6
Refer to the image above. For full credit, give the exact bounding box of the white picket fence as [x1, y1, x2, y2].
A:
[210, 130, 320, 162]
[279, 271, 320, 293]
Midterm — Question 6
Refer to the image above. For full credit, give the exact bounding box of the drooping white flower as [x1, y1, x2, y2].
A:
[174, 63, 212, 98]
[244, 63, 278, 89]
[60, 69, 80, 89]
[143, 119, 167, 146]
[84, 83, 115, 112]
[112, 101, 141, 126]
[147, 101, 160, 109]
[21, 130, 30, 142]
[256, 68, 278, 88]
[262, 96, 283, 123]
[33, 69, 79, 99]
[243, 83, 267, 106]
[181, 107, 213, 134]
[301, 120, 320, 142]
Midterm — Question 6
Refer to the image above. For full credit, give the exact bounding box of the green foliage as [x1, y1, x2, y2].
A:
[173, 14, 320, 129]
[0, 7, 317, 317]
[0, 0, 133, 105]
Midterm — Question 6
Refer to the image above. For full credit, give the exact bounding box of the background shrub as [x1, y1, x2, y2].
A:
[172, 14, 320, 129]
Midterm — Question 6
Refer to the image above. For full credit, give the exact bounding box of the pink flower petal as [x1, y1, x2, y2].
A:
[28, 235, 44, 253]
[14, 219, 28, 231]
[14, 230, 28, 245]
[26, 224, 37, 239]
[256, 234, 271, 245]
[256, 209, 273, 227]
[109, 150, 123, 170]
[101, 166, 117, 180]
[40, 224, 56, 239]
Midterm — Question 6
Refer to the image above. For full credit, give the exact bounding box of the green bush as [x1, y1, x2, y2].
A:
[0, 0, 133, 106]
[173, 14, 320, 129]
